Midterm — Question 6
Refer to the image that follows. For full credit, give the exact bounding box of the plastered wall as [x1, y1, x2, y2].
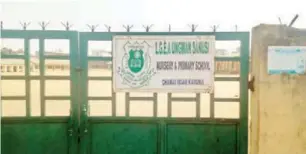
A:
[249, 24, 306, 154]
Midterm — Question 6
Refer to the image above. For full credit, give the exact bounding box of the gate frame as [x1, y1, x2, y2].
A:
[1, 29, 79, 154]
[1, 29, 249, 154]
[79, 31, 249, 154]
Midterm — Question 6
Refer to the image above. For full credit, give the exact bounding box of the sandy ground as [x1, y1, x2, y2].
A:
[1, 69, 242, 119]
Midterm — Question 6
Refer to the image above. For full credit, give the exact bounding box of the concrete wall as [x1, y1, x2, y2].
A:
[250, 24, 306, 154]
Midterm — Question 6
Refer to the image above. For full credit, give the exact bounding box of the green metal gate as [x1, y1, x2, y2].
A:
[1, 30, 79, 154]
[1, 29, 249, 154]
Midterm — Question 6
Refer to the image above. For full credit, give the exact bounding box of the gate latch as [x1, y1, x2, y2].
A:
[248, 76, 255, 92]
[77, 125, 89, 144]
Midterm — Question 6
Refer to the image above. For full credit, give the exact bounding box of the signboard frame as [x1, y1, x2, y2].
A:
[112, 35, 216, 93]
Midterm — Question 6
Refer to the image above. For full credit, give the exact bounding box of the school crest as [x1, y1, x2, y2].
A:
[117, 41, 156, 88]
[128, 49, 144, 73]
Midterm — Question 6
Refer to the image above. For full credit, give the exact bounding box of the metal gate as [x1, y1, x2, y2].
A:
[1, 29, 249, 154]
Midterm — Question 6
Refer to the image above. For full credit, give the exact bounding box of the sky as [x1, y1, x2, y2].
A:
[0, 0, 306, 53]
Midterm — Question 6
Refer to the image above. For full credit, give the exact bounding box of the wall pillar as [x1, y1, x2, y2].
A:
[249, 24, 306, 154]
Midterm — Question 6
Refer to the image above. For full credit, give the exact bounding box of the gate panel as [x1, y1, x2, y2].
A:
[2, 123, 68, 154]
[79, 32, 249, 154]
[90, 123, 158, 154]
[1, 30, 79, 154]
[166, 124, 237, 154]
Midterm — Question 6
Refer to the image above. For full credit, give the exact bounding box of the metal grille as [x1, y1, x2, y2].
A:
[1, 29, 249, 154]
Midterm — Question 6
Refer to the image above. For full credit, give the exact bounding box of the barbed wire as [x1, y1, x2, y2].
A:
[211, 25, 219, 32]
[61, 21, 73, 31]
[87, 24, 99, 32]
[19, 21, 31, 30]
[38, 21, 50, 30]
[188, 24, 198, 32]
[277, 14, 299, 27]
[0, 21, 246, 32]
[104, 24, 111, 32]
[123, 24, 133, 32]
[289, 14, 299, 27]
[143, 24, 153, 32]
[278, 17, 284, 25]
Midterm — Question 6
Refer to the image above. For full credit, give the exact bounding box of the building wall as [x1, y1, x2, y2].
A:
[250, 24, 306, 154]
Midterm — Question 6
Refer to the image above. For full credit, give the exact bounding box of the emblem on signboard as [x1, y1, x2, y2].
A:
[117, 41, 156, 88]
[128, 49, 144, 73]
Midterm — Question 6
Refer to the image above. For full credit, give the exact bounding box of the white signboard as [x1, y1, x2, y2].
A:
[268, 46, 306, 74]
[113, 35, 215, 93]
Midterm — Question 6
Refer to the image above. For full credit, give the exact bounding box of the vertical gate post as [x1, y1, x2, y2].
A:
[239, 30, 250, 154]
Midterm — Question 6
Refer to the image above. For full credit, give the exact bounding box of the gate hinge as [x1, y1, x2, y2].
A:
[248, 76, 255, 92]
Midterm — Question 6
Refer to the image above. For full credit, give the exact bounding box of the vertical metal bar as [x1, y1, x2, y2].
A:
[167, 93, 172, 117]
[24, 38, 30, 116]
[196, 93, 200, 118]
[210, 93, 215, 118]
[69, 31, 79, 154]
[159, 121, 166, 154]
[125, 92, 130, 117]
[211, 55, 216, 118]
[79, 33, 89, 154]
[124, 28, 131, 117]
[39, 38, 45, 116]
[112, 91, 116, 117]
[111, 32, 116, 117]
[239, 33, 250, 154]
[153, 93, 157, 117]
